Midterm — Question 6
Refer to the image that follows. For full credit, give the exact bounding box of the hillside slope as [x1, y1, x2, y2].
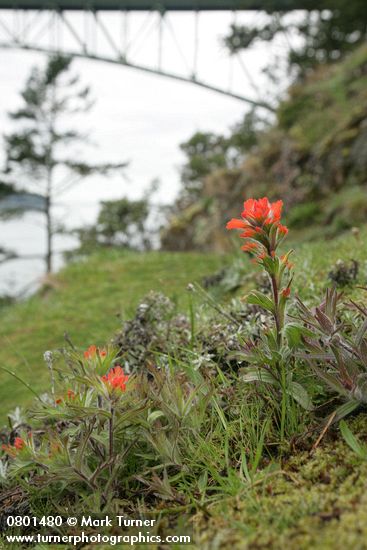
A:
[162, 45, 367, 251]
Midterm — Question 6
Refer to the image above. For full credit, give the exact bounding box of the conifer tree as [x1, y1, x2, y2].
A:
[0, 55, 126, 273]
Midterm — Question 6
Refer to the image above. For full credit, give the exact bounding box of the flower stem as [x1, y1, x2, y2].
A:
[270, 274, 282, 348]
[109, 405, 114, 476]
[271, 273, 286, 444]
[280, 362, 287, 444]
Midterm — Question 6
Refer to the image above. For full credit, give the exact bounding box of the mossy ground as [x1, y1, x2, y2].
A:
[195, 414, 367, 550]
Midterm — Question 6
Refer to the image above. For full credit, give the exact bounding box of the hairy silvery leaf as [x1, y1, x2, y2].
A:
[0, 460, 8, 480]
[356, 318, 367, 347]
[288, 381, 313, 411]
[7, 406, 25, 427]
[314, 307, 334, 334]
[353, 374, 367, 404]
[359, 338, 367, 367]
[241, 367, 277, 385]
[333, 400, 360, 422]
[312, 366, 349, 397]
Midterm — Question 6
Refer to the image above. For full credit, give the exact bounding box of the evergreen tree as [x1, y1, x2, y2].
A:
[224, 1, 367, 76]
[0, 55, 126, 273]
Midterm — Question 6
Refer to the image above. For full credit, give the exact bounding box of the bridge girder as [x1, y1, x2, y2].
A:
[0, 41, 275, 110]
[0, 1, 321, 11]
[0, 5, 288, 109]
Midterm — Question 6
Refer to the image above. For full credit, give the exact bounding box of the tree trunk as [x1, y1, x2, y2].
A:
[45, 194, 53, 274]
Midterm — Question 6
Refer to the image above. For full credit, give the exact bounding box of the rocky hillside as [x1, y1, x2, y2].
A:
[162, 45, 367, 251]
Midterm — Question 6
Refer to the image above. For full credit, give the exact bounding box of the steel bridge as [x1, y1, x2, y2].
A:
[0, 1, 320, 110]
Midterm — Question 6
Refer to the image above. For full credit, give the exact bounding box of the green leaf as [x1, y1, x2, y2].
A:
[355, 317, 367, 347]
[288, 381, 313, 410]
[340, 420, 367, 459]
[313, 367, 349, 397]
[147, 410, 165, 424]
[284, 323, 315, 349]
[333, 400, 360, 422]
[241, 367, 277, 385]
[198, 470, 208, 493]
[212, 397, 228, 430]
[244, 291, 275, 314]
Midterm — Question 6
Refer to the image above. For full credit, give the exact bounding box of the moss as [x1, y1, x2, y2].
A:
[195, 414, 367, 549]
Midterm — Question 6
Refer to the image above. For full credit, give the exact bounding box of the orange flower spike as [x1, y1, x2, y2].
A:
[241, 242, 259, 253]
[84, 345, 97, 359]
[2, 437, 25, 456]
[241, 197, 283, 225]
[14, 437, 25, 450]
[102, 366, 129, 393]
[240, 228, 256, 238]
[49, 441, 61, 457]
[226, 218, 250, 230]
[227, 197, 288, 258]
[265, 200, 283, 225]
[277, 223, 288, 236]
[84, 345, 108, 360]
[67, 389, 76, 400]
[281, 287, 291, 298]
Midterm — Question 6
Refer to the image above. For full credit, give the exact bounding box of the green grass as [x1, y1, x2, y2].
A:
[0, 229, 367, 419]
[1, 226, 366, 421]
[0, 250, 225, 418]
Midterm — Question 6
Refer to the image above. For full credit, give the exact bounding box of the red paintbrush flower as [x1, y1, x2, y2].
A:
[2, 437, 25, 456]
[84, 345, 97, 359]
[102, 366, 129, 393]
[242, 197, 283, 225]
[226, 218, 250, 230]
[14, 437, 25, 450]
[227, 197, 289, 256]
[241, 242, 259, 253]
[277, 223, 288, 235]
[84, 345, 107, 360]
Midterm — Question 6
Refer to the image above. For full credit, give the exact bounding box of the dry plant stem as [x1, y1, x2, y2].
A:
[312, 410, 336, 452]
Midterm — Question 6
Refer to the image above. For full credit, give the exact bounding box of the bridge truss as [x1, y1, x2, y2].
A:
[0, 1, 311, 110]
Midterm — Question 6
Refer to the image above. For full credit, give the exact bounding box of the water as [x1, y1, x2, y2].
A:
[0, 213, 78, 296]
[0, 193, 165, 296]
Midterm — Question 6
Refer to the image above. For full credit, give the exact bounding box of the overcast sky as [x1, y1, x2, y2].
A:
[0, 9, 291, 292]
